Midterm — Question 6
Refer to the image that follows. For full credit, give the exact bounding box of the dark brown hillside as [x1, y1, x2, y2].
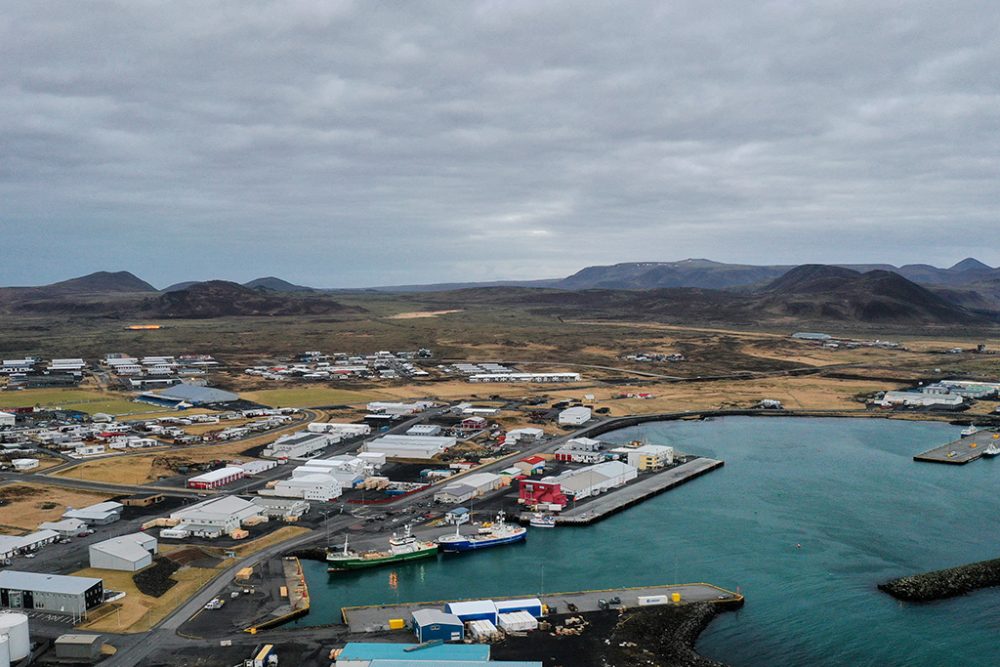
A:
[141, 281, 363, 318]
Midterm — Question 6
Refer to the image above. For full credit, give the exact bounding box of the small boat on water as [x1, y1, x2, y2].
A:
[529, 513, 556, 528]
[961, 425, 979, 437]
[982, 439, 1000, 457]
[326, 524, 438, 572]
[437, 510, 527, 552]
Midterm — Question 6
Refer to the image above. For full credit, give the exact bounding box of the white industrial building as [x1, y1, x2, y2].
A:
[88, 533, 157, 571]
[364, 434, 456, 460]
[162, 496, 264, 539]
[0, 412, 15, 428]
[262, 474, 343, 502]
[295, 455, 368, 488]
[263, 431, 336, 459]
[11, 459, 38, 471]
[558, 407, 592, 426]
[879, 391, 965, 409]
[63, 502, 123, 526]
[433, 472, 501, 503]
[544, 461, 637, 500]
[306, 422, 371, 437]
[505, 427, 544, 443]
[250, 497, 310, 520]
[37, 519, 88, 538]
[610, 444, 675, 470]
[406, 424, 442, 437]
[0, 530, 59, 560]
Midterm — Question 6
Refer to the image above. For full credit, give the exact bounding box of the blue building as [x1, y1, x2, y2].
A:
[411, 609, 464, 643]
[336, 642, 490, 666]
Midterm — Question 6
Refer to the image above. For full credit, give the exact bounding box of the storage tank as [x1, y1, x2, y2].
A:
[0, 635, 10, 667]
[0, 612, 30, 661]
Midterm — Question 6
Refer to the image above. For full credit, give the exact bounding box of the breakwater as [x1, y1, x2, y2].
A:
[878, 557, 1000, 602]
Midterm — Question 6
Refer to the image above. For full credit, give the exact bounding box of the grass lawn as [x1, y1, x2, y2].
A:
[0, 387, 210, 417]
[241, 386, 386, 408]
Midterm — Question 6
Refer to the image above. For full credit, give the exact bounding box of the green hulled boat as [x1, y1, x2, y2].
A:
[326, 524, 439, 572]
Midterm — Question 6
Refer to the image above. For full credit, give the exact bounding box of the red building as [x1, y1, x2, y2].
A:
[461, 416, 488, 430]
[518, 479, 568, 509]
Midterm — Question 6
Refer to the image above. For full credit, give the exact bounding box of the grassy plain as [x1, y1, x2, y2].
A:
[0, 483, 112, 531]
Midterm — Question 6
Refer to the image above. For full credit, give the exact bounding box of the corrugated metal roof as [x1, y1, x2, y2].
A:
[0, 570, 102, 595]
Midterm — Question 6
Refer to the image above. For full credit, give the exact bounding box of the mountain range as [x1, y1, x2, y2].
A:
[1, 259, 999, 325]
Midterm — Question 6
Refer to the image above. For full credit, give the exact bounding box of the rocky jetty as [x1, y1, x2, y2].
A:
[879, 557, 1000, 601]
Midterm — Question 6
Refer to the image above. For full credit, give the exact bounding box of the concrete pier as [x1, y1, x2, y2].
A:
[519, 457, 724, 526]
[341, 582, 743, 633]
[913, 430, 1000, 464]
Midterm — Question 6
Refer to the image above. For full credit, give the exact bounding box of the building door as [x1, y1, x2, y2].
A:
[8, 590, 22, 608]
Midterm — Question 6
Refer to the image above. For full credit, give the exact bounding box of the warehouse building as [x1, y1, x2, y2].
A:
[262, 473, 343, 502]
[162, 496, 264, 539]
[89, 533, 157, 571]
[63, 502, 123, 526]
[411, 609, 464, 643]
[544, 461, 637, 500]
[0, 530, 59, 560]
[250, 497, 310, 520]
[557, 406, 592, 426]
[0, 571, 104, 617]
[878, 391, 965, 409]
[433, 473, 501, 503]
[0, 412, 15, 428]
[554, 437, 605, 463]
[307, 422, 371, 437]
[505, 427, 544, 443]
[513, 455, 546, 476]
[263, 431, 336, 459]
[610, 444, 675, 470]
[187, 467, 245, 489]
[37, 518, 88, 538]
[152, 383, 239, 406]
[517, 479, 568, 510]
[406, 424, 442, 437]
[364, 434, 456, 460]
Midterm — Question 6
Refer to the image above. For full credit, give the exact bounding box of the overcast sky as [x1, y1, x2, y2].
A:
[2, 1, 999, 288]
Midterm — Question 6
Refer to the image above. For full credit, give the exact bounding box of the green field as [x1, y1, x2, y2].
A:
[241, 386, 387, 408]
[0, 388, 174, 416]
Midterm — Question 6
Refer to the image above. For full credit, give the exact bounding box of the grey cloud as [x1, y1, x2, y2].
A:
[1, 0, 999, 288]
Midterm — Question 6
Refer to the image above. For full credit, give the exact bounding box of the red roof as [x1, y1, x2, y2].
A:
[521, 455, 545, 464]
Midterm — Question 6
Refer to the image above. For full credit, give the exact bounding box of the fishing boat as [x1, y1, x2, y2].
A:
[326, 524, 438, 572]
[983, 435, 1000, 457]
[961, 425, 979, 437]
[437, 510, 527, 552]
[529, 513, 556, 528]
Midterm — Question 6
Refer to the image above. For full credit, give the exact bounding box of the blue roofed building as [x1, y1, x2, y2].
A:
[336, 642, 491, 666]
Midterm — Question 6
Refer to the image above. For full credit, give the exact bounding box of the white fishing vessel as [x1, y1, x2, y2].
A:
[529, 513, 556, 528]
[961, 425, 979, 437]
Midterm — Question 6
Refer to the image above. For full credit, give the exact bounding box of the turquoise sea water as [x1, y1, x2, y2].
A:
[298, 417, 1000, 666]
